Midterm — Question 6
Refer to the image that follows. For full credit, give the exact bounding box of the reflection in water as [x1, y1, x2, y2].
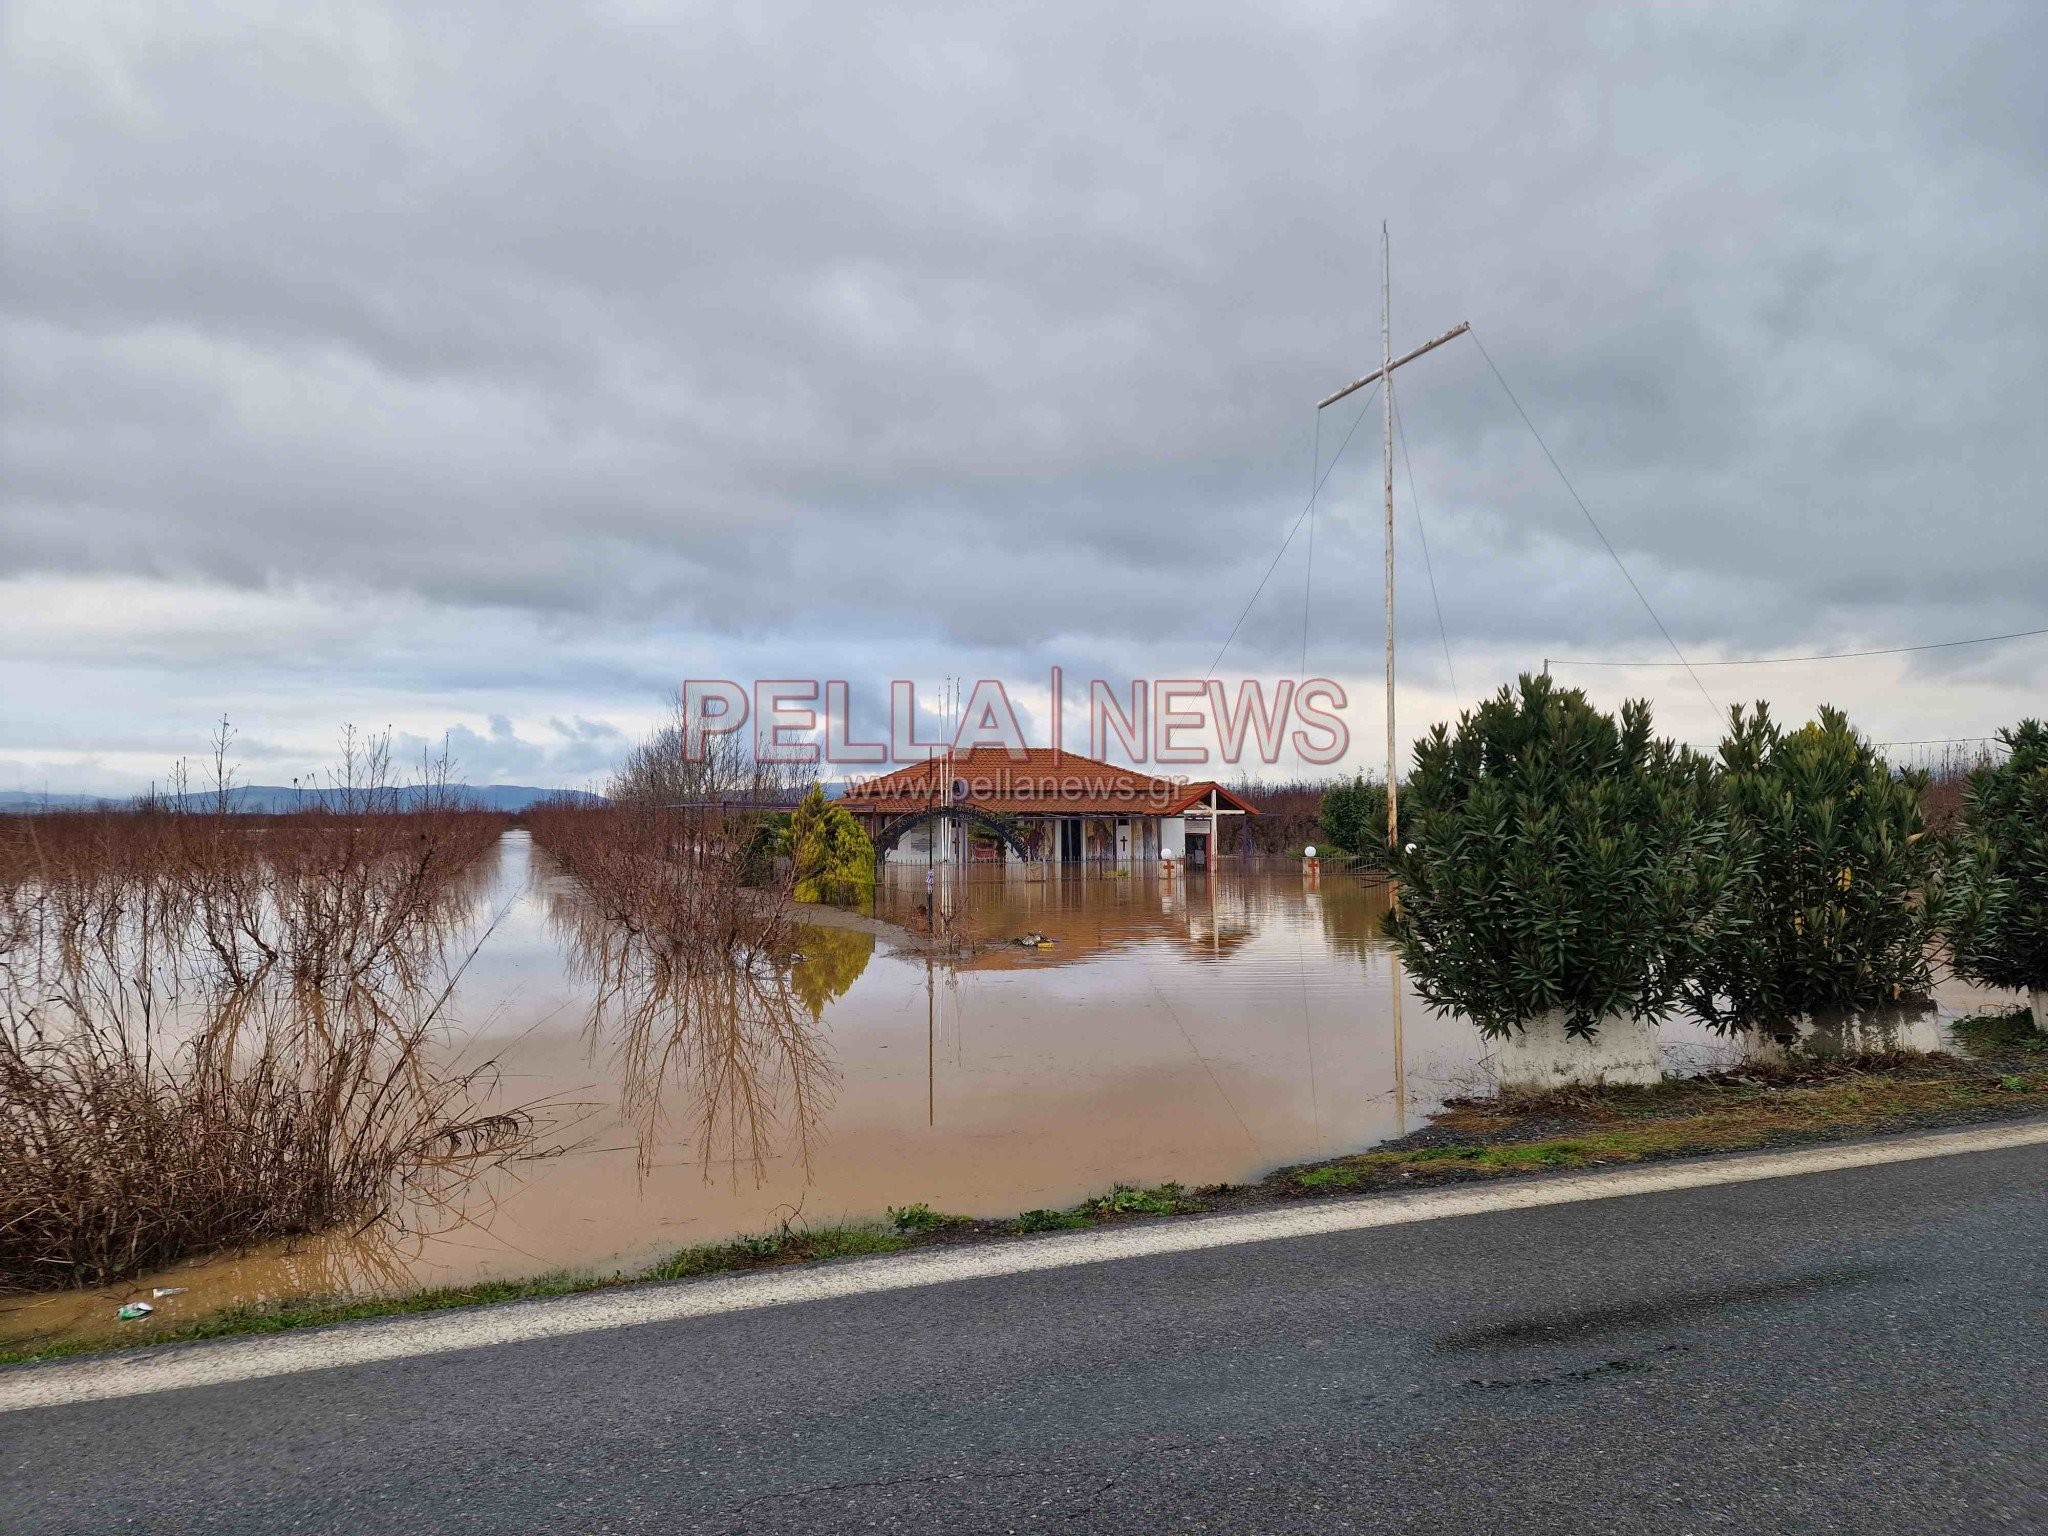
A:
[6, 834, 2025, 1353]
[0, 1205, 465, 1348]
[546, 877, 854, 1183]
[874, 867, 1274, 968]
[1308, 874, 1396, 964]
[791, 926, 878, 1021]
[0, 813, 527, 1297]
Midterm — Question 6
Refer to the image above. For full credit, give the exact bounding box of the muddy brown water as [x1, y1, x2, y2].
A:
[0, 831, 2015, 1350]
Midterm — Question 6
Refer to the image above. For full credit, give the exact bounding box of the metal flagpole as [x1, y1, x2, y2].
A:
[1381, 224, 1397, 849]
[1315, 227, 1472, 1132]
[1313, 233, 1466, 845]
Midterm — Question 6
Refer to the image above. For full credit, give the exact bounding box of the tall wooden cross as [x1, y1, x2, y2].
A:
[1317, 225, 1467, 849]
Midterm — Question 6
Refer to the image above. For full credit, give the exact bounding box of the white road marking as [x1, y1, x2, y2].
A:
[5, 1118, 2045, 1414]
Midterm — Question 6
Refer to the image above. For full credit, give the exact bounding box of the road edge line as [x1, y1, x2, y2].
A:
[7, 1116, 2047, 1413]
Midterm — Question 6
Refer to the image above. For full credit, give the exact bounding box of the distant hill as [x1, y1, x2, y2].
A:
[0, 785, 606, 814]
[0, 790, 113, 812]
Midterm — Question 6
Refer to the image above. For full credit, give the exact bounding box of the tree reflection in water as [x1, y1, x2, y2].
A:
[1311, 874, 1398, 967]
[788, 925, 876, 1022]
[549, 890, 872, 1185]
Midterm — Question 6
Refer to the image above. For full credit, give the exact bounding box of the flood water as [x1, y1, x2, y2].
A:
[0, 831, 2014, 1349]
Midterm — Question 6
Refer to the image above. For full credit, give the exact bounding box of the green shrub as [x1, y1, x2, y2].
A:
[1952, 1008, 2046, 1057]
[789, 787, 875, 908]
[1318, 774, 1391, 861]
[887, 1202, 964, 1233]
[1011, 1208, 1089, 1233]
[1086, 1182, 1184, 1216]
[1388, 674, 1741, 1040]
[1686, 705, 1936, 1038]
[1941, 721, 2048, 1003]
[740, 811, 792, 884]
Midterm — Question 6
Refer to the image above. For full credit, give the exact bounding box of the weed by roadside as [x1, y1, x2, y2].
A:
[1011, 1209, 1089, 1234]
[1953, 1007, 2046, 1057]
[1086, 1182, 1186, 1217]
[887, 1203, 966, 1234]
[647, 1224, 908, 1280]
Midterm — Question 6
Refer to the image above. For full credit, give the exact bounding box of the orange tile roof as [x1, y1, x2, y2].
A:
[1157, 782, 1260, 817]
[837, 748, 1258, 818]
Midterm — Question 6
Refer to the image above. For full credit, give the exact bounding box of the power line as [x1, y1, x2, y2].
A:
[1206, 381, 1380, 681]
[1548, 624, 2048, 668]
[1393, 392, 1458, 700]
[1873, 736, 2012, 750]
[1469, 328, 1718, 717]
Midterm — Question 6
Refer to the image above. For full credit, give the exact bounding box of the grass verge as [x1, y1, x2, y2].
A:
[0, 1225, 917, 1369]
[6, 1014, 2045, 1370]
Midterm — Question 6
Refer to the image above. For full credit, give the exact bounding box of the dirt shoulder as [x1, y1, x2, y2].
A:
[1260, 1022, 2048, 1197]
[7, 1011, 2044, 1369]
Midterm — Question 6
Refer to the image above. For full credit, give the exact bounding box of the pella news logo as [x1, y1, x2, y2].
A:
[681, 670, 1350, 766]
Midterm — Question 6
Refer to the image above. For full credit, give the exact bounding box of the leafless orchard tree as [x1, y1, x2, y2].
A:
[0, 729, 528, 1293]
[609, 691, 818, 808]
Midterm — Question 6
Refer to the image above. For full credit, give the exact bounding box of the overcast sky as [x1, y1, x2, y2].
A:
[4, 0, 2043, 794]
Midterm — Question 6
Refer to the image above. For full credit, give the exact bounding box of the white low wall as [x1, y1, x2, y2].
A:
[1493, 1009, 1663, 1092]
[1737, 1001, 1944, 1065]
[884, 824, 938, 866]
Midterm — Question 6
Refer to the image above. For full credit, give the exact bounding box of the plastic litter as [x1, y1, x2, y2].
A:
[152, 1287, 188, 1298]
[116, 1302, 154, 1321]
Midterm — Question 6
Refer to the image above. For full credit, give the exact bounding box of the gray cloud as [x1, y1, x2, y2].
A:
[2, 0, 2043, 793]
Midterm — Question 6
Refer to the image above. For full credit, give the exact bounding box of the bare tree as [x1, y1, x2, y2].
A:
[609, 690, 817, 807]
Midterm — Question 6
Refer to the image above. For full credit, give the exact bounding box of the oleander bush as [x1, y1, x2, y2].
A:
[1388, 674, 1743, 1041]
[1685, 705, 1937, 1040]
[1940, 720, 2048, 1027]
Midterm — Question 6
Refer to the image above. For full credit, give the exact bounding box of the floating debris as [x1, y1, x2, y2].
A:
[152, 1287, 188, 1298]
[116, 1302, 154, 1322]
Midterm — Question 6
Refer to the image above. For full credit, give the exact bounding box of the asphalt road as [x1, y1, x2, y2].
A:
[5, 1142, 2045, 1534]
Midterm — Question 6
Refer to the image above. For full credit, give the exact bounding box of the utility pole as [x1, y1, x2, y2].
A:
[1381, 225, 1396, 850]
[1316, 233, 1467, 850]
